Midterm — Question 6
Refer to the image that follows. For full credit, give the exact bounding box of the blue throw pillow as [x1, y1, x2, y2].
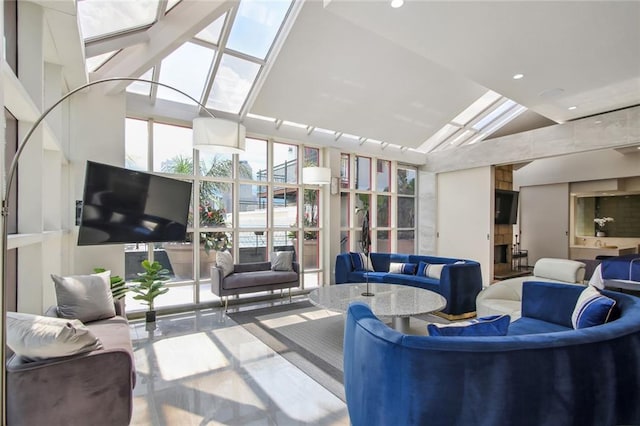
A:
[417, 261, 444, 279]
[349, 252, 374, 272]
[571, 285, 616, 329]
[427, 315, 511, 337]
[389, 262, 417, 275]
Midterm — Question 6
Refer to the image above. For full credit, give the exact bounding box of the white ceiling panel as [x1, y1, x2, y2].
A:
[251, 1, 488, 149]
[324, 0, 640, 123]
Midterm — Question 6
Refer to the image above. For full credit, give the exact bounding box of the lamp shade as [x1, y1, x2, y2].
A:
[192, 117, 246, 153]
[302, 166, 331, 185]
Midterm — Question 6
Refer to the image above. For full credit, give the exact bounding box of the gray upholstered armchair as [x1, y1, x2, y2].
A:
[6, 299, 135, 426]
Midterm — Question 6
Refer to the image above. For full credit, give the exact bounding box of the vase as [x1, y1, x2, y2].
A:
[145, 310, 156, 323]
[596, 231, 606, 237]
[293, 239, 319, 269]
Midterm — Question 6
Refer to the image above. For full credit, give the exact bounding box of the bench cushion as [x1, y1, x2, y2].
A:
[222, 270, 298, 290]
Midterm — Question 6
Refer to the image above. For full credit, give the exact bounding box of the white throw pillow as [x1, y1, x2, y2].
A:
[216, 250, 234, 277]
[426, 264, 445, 279]
[271, 251, 294, 271]
[7, 312, 102, 362]
[51, 271, 115, 323]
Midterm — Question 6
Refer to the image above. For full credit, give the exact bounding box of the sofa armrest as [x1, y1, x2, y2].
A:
[7, 349, 134, 426]
[335, 253, 353, 284]
[211, 266, 225, 297]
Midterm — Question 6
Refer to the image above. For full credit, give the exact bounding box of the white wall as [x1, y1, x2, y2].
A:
[69, 88, 126, 280]
[436, 166, 492, 285]
[519, 183, 570, 263]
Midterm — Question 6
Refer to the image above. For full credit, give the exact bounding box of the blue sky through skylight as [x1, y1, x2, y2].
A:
[226, 0, 293, 59]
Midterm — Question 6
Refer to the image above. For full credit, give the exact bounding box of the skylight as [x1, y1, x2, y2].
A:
[194, 15, 225, 45]
[226, 0, 293, 60]
[418, 91, 527, 153]
[207, 54, 261, 113]
[79, 0, 297, 119]
[157, 42, 214, 104]
[77, 0, 160, 42]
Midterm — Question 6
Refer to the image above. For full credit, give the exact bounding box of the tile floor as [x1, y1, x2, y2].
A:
[129, 297, 350, 426]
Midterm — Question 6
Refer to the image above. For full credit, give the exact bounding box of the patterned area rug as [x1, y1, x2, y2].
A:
[227, 300, 447, 402]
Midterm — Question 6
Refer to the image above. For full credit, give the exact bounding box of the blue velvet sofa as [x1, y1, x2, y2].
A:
[343, 281, 640, 426]
[335, 252, 482, 318]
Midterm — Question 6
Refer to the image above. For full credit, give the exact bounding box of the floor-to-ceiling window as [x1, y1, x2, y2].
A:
[340, 154, 417, 254]
[124, 118, 324, 311]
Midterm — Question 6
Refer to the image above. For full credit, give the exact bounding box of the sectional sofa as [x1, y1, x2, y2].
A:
[335, 252, 483, 318]
[344, 281, 640, 426]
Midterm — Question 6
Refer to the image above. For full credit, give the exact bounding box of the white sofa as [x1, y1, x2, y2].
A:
[476, 258, 586, 320]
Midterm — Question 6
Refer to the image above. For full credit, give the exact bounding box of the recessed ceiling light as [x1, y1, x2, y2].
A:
[568, 106, 577, 110]
[391, 0, 404, 8]
[637, 146, 640, 150]
[512, 73, 524, 80]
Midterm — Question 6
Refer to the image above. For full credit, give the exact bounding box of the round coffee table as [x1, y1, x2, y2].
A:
[308, 283, 446, 333]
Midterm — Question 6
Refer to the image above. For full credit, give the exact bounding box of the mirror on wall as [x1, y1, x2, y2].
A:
[575, 194, 640, 237]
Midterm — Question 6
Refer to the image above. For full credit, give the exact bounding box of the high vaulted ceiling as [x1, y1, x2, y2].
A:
[84, 0, 640, 158]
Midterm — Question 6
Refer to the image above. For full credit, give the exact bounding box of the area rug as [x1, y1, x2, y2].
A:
[228, 301, 346, 400]
[227, 300, 447, 401]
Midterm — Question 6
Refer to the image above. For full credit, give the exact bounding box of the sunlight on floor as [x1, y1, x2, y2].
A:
[153, 332, 230, 381]
[130, 305, 350, 425]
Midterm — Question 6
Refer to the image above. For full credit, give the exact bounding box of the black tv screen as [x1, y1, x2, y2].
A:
[78, 161, 192, 245]
[495, 189, 519, 225]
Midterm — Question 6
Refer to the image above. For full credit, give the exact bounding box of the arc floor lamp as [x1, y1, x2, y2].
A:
[0, 77, 246, 423]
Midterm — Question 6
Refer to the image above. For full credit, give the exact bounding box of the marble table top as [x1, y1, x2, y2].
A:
[308, 283, 446, 318]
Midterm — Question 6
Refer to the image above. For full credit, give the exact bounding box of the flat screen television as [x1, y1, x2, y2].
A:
[495, 189, 519, 225]
[78, 161, 192, 245]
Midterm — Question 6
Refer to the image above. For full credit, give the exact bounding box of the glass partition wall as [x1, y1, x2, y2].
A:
[339, 154, 417, 254]
[124, 119, 324, 311]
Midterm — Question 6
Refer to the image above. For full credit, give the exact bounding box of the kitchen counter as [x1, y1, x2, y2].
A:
[569, 245, 638, 260]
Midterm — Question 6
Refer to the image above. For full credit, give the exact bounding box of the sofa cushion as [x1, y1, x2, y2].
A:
[271, 251, 294, 271]
[572, 285, 617, 329]
[6, 312, 103, 362]
[216, 250, 234, 277]
[521, 281, 582, 328]
[223, 270, 298, 290]
[349, 252, 374, 271]
[427, 315, 510, 337]
[417, 261, 444, 279]
[507, 317, 571, 335]
[51, 271, 116, 323]
[389, 262, 417, 275]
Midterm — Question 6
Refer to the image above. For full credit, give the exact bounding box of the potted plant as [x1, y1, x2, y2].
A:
[594, 216, 614, 237]
[130, 259, 170, 322]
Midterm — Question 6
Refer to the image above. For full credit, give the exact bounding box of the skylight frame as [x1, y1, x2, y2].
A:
[420, 91, 527, 154]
